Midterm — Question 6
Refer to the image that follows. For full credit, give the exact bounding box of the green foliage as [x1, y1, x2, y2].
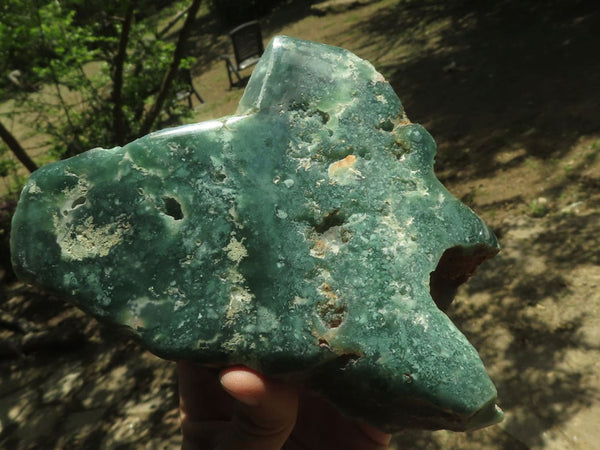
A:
[0, 1, 42, 88]
[528, 198, 550, 218]
[0, 0, 198, 277]
[2, 0, 195, 160]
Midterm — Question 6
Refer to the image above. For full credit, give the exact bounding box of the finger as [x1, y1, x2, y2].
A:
[178, 361, 234, 422]
[216, 366, 299, 450]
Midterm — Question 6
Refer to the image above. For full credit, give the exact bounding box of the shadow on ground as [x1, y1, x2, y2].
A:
[0, 287, 179, 449]
[354, 0, 599, 180]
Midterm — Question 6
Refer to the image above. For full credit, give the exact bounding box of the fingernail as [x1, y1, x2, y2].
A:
[219, 371, 261, 406]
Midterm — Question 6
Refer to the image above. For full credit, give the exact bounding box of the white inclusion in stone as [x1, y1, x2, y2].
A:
[174, 300, 187, 311]
[283, 178, 295, 188]
[226, 287, 254, 320]
[55, 215, 130, 261]
[295, 157, 312, 171]
[27, 181, 42, 194]
[224, 115, 250, 127]
[292, 296, 309, 306]
[224, 235, 248, 263]
[257, 306, 279, 332]
[413, 313, 429, 331]
[255, 41, 278, 110]
[151, 121, 223, 138]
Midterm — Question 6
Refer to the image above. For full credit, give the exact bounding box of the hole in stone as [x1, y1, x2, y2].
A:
[212, 171, 227, 183]
[376, 119, 394, 132]
[317, 295, 348, 329]
[290, 100, 309, 112]
[392, 137, 411, 159]
[316, 109, 330, 124]
[71, 196, 86, 209]
[313, 209, 345, 234]
[163, 196, 184, 220]
[319, 338, 330, 348]
[341, 229, 352, 243]
[429, 245, 498, 311]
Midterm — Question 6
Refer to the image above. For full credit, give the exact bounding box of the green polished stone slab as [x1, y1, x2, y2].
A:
[11, 36, 503, 432]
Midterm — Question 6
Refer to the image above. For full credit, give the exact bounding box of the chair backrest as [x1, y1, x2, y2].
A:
[229, 21, 264, 68]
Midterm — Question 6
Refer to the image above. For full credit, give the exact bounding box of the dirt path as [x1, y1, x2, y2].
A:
[1, 0, 599, 448]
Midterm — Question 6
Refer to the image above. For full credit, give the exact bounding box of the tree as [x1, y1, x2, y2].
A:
[0, 0, 202, 167]
[139, 0, 202, 136]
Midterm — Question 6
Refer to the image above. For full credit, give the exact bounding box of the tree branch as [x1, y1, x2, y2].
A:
[0, 120, 38, 173]
[111, 0, 137, 145]
[157, 5, 191, 40]
[138, 0, 202, 137]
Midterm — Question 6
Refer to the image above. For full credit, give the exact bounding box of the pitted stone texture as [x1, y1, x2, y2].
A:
[11, 36, 502, 432]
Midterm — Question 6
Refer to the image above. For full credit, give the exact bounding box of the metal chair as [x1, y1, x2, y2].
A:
[220, 21, 264, 88]
[175, 67, 204, 108]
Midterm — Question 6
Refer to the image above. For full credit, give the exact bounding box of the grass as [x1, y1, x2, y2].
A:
[528, 198, 550, 218]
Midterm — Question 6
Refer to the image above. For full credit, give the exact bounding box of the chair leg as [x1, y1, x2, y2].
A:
[224, 59, 235, 89]
[231, 67, 243, 87]
[189, 83, 204, 104]
[224, 59, 244, 88]
[184, 68, 204, 105]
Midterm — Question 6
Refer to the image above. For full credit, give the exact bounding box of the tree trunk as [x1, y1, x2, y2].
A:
[138, 0, 202, 137]
[111, 0, 137, 145]
[0, 120, 38, 173]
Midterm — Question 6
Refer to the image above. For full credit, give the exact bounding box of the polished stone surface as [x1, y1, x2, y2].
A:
[11, 36, 502, 431]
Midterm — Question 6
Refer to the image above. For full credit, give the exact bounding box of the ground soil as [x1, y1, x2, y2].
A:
[1, 0, 599, 448]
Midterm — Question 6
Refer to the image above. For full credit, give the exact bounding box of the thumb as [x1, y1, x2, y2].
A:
[217, 367, 298, 450]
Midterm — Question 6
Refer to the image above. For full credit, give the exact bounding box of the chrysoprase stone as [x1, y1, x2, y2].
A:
[11, 36, 503, 432]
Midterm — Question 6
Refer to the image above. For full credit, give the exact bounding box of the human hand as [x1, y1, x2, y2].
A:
[178, 362, 391, 450]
